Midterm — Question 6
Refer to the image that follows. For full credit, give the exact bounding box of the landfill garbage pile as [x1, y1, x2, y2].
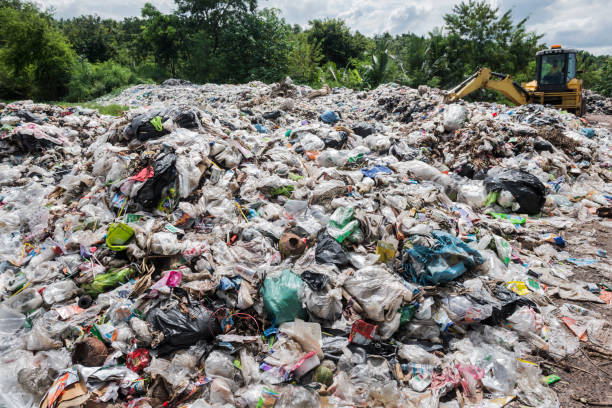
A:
[0, 78, 611, 408]
[584, 89, 612, 115]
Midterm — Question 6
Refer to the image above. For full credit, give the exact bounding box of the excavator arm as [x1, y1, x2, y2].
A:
[446, 68, 528, 106]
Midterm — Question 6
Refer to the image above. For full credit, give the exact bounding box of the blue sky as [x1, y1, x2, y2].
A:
[40, 0, 612, 55]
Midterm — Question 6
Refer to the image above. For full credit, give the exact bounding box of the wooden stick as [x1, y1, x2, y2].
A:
[582, 349, 612, 377]
[571, 395, 612, 406]
[541, 360, 598, 377]
[585, 343, 612, 359]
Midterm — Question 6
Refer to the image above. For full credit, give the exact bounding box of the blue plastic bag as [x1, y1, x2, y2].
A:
[255, 123, 268, 134]
[321, 110, 340, 124]
[403, 231, 483, 285]
[361, 165, 393, 178]
[579, 128, 595, 138]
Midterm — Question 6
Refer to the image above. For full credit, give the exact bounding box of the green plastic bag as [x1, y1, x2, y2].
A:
[106, 223, 134, 251]
[483, 191, 499, 206]
[329, 207, 354, 228]
[261, 270, 305, 324]
[270, 185, 294, 197]
[150, 116, 163, 131]
[83, 267, 134, 296]
[493, 235, 512, 265]
[328, 207, 360, 243]
[488, 212, 526, 225]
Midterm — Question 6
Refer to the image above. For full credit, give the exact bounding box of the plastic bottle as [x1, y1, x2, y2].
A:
[0, 304, 26, 335]
[3, 288, 43, 314]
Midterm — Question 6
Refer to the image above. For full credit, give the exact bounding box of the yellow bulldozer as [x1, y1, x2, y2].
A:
[446, 45, 585, 115]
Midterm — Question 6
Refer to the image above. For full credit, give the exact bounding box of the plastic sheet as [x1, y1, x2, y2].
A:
[404, 230, 484, 285]
[260, 270, 305, 324]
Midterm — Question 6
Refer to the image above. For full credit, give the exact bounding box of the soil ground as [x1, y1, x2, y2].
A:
[585, 114, 612, 131]
[538, 219, 612, 408]
[504, 113, 612, 407]
[517, 109, 612, 408]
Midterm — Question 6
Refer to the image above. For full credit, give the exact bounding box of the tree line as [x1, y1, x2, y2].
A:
[1, 0, 611, 102]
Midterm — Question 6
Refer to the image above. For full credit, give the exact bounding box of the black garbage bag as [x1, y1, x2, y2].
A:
[300, 270, 330, 292]
[162, 78, 193, 86]
[352, 123, 375, 137]
[16, 110, 43, 125]
[484, 169, 546, 214]
[263, 110, 282, 120]
[135, 152, 177, 210]
[174, 111, 200, 129]
[10, 133, 58, 152]
[322, 131, 348, 148]
[534, 140, 554, 153]
[482, 284, 538, 325]
[456, 163, 476, 179]
[125, 110, 170, 141]
[147, 291, 219, 355]
[315, 232, 349, 266]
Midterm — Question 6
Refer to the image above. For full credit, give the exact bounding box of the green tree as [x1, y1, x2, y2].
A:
[306, 19, 367, 67]
[175, 0, 256, 51]
[592, 57, 612, 96]
[140, 3, 182, 77]
[0, 3, 75, 99]
[287, 33, 323, 85]
[441, 0, 541, 92]
[182, 8, 290, 84]
[59, 15, 118, 62]
[361, 36, 394, 88]
[320, 61, 363, 89]
[67, 60, 142, 101]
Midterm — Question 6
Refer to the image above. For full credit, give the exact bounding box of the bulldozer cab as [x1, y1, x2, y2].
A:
[445, 45, 584, 115]
[535, 47, 577, 92]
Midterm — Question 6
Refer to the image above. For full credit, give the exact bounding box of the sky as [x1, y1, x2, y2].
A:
[39, 0, 612, 55]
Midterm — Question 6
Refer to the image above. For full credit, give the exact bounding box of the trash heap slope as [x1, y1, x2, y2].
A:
[0, 78, 611, 408]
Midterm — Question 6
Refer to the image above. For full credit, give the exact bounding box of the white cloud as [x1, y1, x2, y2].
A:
[40, 0, 612, 55]
[38, 0, 175, 19]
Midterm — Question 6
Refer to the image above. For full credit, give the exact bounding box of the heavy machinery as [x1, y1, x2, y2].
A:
[446, 45, 585, 115]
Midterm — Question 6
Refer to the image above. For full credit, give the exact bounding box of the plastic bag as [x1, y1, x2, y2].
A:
[279, 318, 323, 358]
[147, 294, 219, 354]
[261, 270, 305, 324]
[443, 104, 467, 131]
[83, 266, 133, 296]
[482, 284, 537, 325]
[240, 349, 260, 385]
[492, 235, 511, 265]
[42, 280, 80, 305]
[484, 169, 546, 215]
[315, 232, 349, 266]
[506, 306, 543, 336]
[516, 359, 559, 408]
[205, 350, 235, 379]
[134, 152, 177, 210]
[457, 182, 487, 208]
[303, 286, 342, 321]
[343, 265, 410, 322]
[130, 316, 153, 346]
[106, 222, 134, 251]
[3, 287, 42, 314]
[403, 230, 484, 285]
[0, 304, 26, 335]
[443, 295, 493, 324]
[398, 344, 441, 365]
[300, 271, 329, 291]
[151, 232, 181, 255]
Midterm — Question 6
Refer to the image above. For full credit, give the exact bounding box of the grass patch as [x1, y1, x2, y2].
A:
[51, 102, 129, 116]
